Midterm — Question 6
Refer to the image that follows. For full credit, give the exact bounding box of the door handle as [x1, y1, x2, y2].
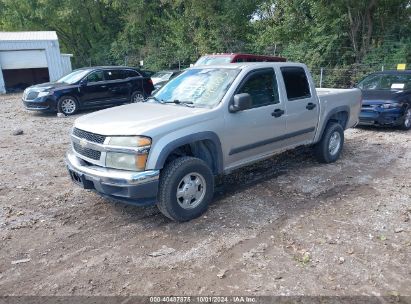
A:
[306, 103, 316, 110]
[272, 109, 285, 118]
[101, 85, 107, 88]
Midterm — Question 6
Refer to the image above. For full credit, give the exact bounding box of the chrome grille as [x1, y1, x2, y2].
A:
[73, 128, 106, 144]
[73, 142, 101, 160]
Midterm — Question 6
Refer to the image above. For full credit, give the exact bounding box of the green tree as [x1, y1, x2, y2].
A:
[0, 0, 125, 67]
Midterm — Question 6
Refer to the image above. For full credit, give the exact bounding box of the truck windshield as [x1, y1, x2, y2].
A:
[153, 68, 239, 107]
[194, 56, 233, 66]
[358, 73, 411, 90]
[56, 69, 92, 84]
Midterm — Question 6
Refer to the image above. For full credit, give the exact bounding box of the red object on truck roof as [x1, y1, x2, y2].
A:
[194, 53, 287, 66]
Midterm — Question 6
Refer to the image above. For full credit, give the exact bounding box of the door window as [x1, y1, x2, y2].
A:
[237, 69, 279, 108]
[87, 71, 104, 83]
[281, 67, 311, 100]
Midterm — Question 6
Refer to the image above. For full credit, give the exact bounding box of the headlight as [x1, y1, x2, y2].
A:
[380, 103, 402, 109]
[106, 152, 148, 171]
[37, 91, 50, 97]
[108, 136, 151, 147]
[106, 136, 151, 171]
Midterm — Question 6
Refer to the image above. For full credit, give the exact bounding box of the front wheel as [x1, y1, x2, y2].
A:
[400, 108, 411, 130]
[314, 123, 344, 163]
[57, 96, 79, 115]
[157, 156, 214, 222]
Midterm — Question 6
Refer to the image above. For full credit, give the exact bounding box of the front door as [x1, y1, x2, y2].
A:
[223, 68, 287, 170]
[80, 70, 111, 105]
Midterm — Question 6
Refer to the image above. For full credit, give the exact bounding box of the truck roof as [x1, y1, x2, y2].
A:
[191, 62, 305, 70]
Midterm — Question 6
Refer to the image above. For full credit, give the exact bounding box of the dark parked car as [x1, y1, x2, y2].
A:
[22, 66, 154, 115]
[357, 70, 411, 130]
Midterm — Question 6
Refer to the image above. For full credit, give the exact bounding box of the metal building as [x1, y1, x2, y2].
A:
[0, 31, 73, 94]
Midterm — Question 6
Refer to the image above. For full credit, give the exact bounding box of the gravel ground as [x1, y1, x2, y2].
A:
[0, 93, 410, 296]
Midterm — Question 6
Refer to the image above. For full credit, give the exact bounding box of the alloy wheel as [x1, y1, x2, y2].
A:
[404, 109, 411, 128]
[61, 98, 77, 114]
[328, 131, 341, 156]
[176, 172, 206, 210]
[133, 93, 145, 103]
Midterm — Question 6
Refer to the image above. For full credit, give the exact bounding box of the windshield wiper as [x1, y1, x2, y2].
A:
[164, 100, 195, 107]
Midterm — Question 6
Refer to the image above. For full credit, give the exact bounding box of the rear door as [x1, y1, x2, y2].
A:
[224, 68, 287, 169]
[278, 66, 319, 145]
[80, 70, 111, 105]
[104, 69, 131, 103]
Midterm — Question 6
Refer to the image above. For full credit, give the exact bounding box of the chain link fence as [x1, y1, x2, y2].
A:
[82, 54, 406, 89]
[310, 63, 404, 88]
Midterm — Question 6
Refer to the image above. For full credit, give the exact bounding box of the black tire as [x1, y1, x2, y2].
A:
[157, 156, 214, 222]
[130, 91, 145, 103]
[57, 95, 79, 115]
[399, 107, 411, 130]
[314, 122, 344, 163]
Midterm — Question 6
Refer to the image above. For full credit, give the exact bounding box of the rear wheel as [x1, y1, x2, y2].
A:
[131, 91, 145, 103]
[58, 96, 78, 115]
[157, 156, 214, 222]
[400, 108, 411, 130]
[314, 123, 344, 163]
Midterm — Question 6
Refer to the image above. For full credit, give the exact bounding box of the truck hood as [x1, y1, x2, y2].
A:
[74, 102, 210, 136]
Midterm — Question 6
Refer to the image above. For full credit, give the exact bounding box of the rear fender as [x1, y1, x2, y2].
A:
[315, 106, 350, 142]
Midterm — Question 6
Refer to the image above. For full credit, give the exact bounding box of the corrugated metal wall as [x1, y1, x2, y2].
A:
[0, 38, 72, 94]
[60, 54, 73, 76]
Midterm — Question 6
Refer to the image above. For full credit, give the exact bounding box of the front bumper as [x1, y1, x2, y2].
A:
[22, 95, 57, 112]
[359, 108, 404, 126]
[65, 150, 159, 205]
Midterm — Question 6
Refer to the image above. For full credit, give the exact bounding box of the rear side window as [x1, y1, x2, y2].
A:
[104, 70, 126, 81]
[237, 69, 280, 107]
[126, 70, 141, 78]
[281, 67, 311, 100]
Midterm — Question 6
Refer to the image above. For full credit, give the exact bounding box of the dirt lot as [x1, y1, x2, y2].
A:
[0, 93, 410, 296]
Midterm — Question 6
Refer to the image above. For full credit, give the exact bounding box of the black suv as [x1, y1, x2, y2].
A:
[22, 66, 154, 115]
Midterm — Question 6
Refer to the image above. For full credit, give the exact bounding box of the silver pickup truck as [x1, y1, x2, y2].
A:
[66, 62, 361, 221]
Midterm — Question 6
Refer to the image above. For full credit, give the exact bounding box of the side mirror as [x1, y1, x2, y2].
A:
[79, 79, 87, 87]
[230, 93, 252, 112]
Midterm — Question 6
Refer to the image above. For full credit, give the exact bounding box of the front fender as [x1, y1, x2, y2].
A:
[152, 131, 223, 174]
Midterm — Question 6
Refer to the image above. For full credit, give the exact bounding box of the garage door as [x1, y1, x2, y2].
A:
[0, 50, 48, 70]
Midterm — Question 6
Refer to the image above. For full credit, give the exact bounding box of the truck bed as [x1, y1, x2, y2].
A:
[314, 87, 362, 138]
[316, 88, 356, 97]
